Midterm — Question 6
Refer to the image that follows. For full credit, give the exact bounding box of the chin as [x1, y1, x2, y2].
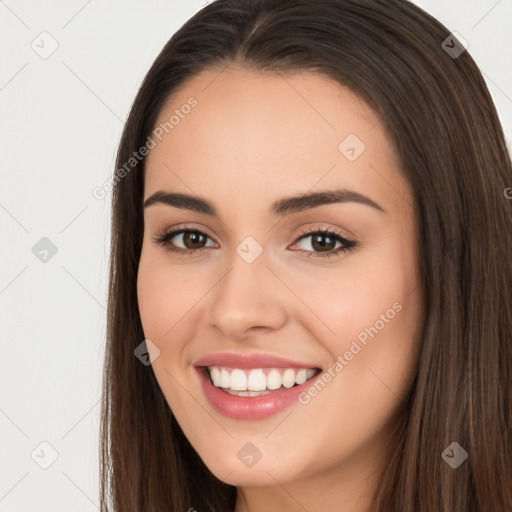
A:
[197, 446, 305, 487]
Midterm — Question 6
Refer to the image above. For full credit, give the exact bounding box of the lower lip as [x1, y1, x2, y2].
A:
[196, 367, 319, 420]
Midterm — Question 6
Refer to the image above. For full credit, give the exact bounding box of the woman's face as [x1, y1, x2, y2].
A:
[137, 65, 424, 489]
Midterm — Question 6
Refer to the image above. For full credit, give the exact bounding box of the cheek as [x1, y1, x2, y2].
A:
[323, 245, 423, 403]
[279, 275, 423, 477]
[137, 262, 173, 338]
[285, 245, 419, 355]
[136, 255, 200, 411]
[136, 253, 205, 342]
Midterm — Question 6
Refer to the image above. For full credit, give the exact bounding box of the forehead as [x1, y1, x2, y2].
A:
[144, 65, 409, 216]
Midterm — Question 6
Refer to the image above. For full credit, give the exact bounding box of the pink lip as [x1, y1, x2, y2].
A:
[193, 352, 319, 370]
[196, 368, 320, 420]
[193, 352, 321, 420]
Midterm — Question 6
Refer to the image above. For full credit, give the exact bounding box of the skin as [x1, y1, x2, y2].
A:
[137, 64, 425, 512]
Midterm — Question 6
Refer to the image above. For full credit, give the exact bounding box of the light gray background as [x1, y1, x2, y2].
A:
[1, 1, 511, 510]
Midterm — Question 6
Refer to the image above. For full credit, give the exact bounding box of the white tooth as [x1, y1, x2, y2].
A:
[266, 369, 282, 389]
[230, 369, 247, 390]
[248, 390, 271, 396]
[295, 369, 307, 385]
[213, 366, 316, 391]
[282, 368, 296, 388]
[229, 389, 250, 396]
[306, 368, 316, 380]
[247, 369, 266, 391]
[225, 389, 271, 397]
[220, 368, 231, 388]
[210, 367, 221, 387]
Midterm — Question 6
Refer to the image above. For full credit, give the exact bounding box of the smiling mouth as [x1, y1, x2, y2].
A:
[201, 365, 322, 397]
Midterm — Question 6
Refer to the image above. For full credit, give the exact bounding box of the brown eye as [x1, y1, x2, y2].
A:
[309, 233, 337, 252]
[291, 229, 357, 258]
[181, 231, 208, 249]
[153, 228, 218, 255]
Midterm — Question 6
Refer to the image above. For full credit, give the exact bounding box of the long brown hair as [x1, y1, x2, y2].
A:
[99, 0, 512, 510]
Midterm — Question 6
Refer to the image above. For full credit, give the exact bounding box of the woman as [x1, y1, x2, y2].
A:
[99, 0, 512, 510]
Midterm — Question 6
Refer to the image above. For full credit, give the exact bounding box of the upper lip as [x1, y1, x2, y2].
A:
[193, 352, 320, 370]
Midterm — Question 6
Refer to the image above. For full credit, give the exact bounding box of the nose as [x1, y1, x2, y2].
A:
[206, 250, 288, 341]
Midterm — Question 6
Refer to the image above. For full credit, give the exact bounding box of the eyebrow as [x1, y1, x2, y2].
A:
[143, 188, 385, 216]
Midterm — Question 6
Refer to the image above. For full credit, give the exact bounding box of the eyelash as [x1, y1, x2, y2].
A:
[152, 225, 357, 259]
